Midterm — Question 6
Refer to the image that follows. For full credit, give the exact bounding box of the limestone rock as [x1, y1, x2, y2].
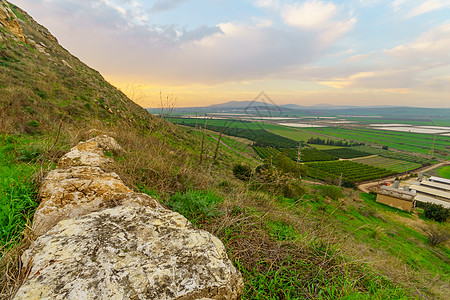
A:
[86, 134, 125, 155]
[32, 166, 159, 236]
[58, 140, 113, 169]
[0, 1, 25, 42]
[16, 206, 244, 300]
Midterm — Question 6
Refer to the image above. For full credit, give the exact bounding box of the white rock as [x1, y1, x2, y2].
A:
[16, 206, 243, 300]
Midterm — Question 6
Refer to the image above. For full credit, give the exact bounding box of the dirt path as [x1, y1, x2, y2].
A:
[357, 161, 450, 193]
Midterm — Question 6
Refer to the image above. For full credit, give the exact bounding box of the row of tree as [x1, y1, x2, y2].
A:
[307, 137, 364, 147]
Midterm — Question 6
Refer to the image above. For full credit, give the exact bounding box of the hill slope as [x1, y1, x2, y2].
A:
[0, 0, 152, 134]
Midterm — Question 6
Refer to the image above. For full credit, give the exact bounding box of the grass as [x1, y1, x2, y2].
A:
[337, 194, 450, 286]
[438, 166, 450, 179]
[164, 189, 223, 226]
[0, 135, 41, 250]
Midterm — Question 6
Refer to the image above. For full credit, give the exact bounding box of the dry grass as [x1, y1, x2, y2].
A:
[0, 227, 35, 300]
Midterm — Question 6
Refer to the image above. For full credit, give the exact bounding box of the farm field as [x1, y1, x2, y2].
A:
[253, 146, 279, 160]
[303, 127, 450, 157]
[306, 160, 396, 182]
[282, 147, 338, 162]
[351, 145, 436, 165]
[308, 144, 344, 150]
[322, 148, 371, 159]
[438, 166, 450, 179]
[267, 126, 323, 141]
[351, 156, 421, 173]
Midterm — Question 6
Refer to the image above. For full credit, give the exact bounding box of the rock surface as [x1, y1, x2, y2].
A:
[16, 206, 243, 300]
[0, 0, 25, 42]
[16, 134, 243, 299]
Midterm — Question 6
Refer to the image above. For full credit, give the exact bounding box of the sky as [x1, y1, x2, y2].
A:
[13, 0, 450, 108]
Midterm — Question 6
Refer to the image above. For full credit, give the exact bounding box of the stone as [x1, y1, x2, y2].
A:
[86, 135, 125, 155]
[16, 206, 243, 300]
[57, 140, 113, 169]
[0, 1, 25, 42]
[32, 166, 160, 236]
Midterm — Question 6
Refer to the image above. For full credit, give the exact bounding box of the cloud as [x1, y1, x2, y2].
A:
[281, 1, 337, 29]
[385, 23, 450, 65]
[316, 23, 450, 93]
[150, 0, 188, 13]
[391, 0, 450, 19]
[407, 0, 450, 18]
[14, 0, 356, 86]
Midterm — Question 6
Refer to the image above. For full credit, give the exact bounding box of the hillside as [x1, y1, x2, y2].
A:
[0, 0, 152, 134]
[1, 2, 449, 300]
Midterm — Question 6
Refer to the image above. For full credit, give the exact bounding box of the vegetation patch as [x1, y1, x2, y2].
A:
[164, 189, 224, 225]
[306, 160, 395, 182]
[0, 135, 40, 249]
[438, 165, 450, 179]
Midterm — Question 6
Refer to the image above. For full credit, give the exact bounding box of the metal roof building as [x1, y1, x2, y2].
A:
[410, 176, 450, 209]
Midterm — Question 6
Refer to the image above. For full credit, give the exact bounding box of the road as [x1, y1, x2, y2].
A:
[357, 161, 450, 193]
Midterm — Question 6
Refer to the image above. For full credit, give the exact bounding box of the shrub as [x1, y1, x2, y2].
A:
[342, 180, 356, 189]
[282, 180, 307, 199]
[422, 202, 450, 222]
[26, 120, 39, 128]
[316, 185, 344, 200]
[422, 223, 450, 246]
[233, 163, 252, 181]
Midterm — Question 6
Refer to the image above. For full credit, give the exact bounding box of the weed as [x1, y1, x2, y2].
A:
[164, 190, 223, 225]
[422, 223, 450, 246]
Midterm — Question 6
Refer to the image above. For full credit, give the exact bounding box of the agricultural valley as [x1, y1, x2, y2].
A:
[1, 1, 450, 300]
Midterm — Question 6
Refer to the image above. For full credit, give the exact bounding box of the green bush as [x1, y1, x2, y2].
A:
[282, 180, 307, 199]
[422, 202, 450, 222]
[26, 120, 40, 128]
[233, 163, 252, 181]
[165, 190, 223, 224]
[316, 185, 344, 200]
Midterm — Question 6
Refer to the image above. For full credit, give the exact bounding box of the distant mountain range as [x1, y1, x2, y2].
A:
[147, 100, 450, 118]
[208, 101, 398, 110]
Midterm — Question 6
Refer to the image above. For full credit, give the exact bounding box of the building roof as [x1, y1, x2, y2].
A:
[410, 185, 450, 201]
[429, 176, 450, 185]
[377, 186, 415, 201]
[415, 194, 450, 209]
[421, 180, 450, 192]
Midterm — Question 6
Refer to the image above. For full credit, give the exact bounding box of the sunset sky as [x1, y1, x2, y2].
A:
[14, 0, 450, 108]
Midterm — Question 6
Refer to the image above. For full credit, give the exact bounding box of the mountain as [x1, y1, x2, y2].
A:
[165, 100, 450, 119]
[208, 100, 275, 108]
[0, 0, 153, 134]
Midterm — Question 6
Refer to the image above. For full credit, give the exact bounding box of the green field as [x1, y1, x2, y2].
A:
[322, 148, 371, 159]
[309, 144, 344, 150]
[306, 160, 396, 182]
[351, 145, 435, 165]
[303, 127, 450, 157]
[266, 127, 323, 141]
[438, 166, 450, 179]
[352, 156, 421, 173]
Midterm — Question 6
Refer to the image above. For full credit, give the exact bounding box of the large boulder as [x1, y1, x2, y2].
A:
[16, 206, 243, 300]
